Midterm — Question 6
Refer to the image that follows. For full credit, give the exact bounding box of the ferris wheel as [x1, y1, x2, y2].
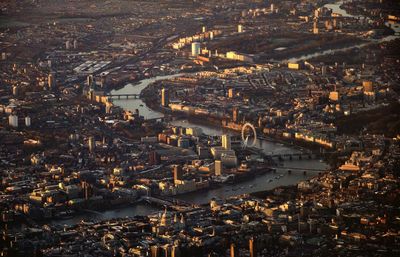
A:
[241, 123, 257, 148]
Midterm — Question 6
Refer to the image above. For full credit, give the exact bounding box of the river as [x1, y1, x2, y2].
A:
[110, 74, 184, 120]
[287, 1, 400, 63]
[55, 1, 393, 225]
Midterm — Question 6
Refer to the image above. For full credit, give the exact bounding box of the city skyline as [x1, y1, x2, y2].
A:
[0, 0, 399, 257]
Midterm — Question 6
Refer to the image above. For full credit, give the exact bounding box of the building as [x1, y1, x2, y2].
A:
[161, 88, 169, 107]
[149, 151, 161, 165]
[313, 20, 319, 34]
[233, 107, 239, 122]
[238, 24, 243, 33]
[25, 116, 31, 127]
[88, 136, 95, 153]
[48, 73, 55, 89]
[226, 51, 254, 63]
[87, 74, 94, 87]
[173, 165, 183, 183]
[329, 91, 340, 102]
[191, 42, 201, 57]
[215, 160, 223, 176]
[249, 238, 257, 257]
[288, 63, 300, 70]
[363, 81, 373, 92]
[228, 88, 234, 98]
[8, 114, 18, 128]
[222, 134, 231, 150]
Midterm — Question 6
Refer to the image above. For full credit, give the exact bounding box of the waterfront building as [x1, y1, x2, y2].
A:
[215, 160, 223, 176]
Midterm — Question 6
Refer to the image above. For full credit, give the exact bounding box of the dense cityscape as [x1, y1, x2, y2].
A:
[0, 0, 399, 256]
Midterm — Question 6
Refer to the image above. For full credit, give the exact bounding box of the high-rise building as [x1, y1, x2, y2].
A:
[87, 74, 94, 87]
[161, 88, 169, 107]
[12, 85, 19, 96]
[313, 20, 319, 34]
[228, 88, 234, 98]
[322, 65, 327, 76]
[238, 24, 243, 33]
[173, 165, 183, 183]
[249, 237, 257, 257]
[191, 42, 201, 57]
[149, 151, 161, 165]
[171, 245, 180, 257]
[222, 134, 231, 150]
[230, 243, 238, 257]
[48, 73, 55, 89]
[232, 107, 239, 123]
[25, 116, 31, 127]
[202, 26, 206, 33]
[88, 136, 95, 153]
[215, 160, 223, 176]
[65, 40, 71, 50]
[363, 81, 373, 92]
[73, 39, 78, 49]
[9, 114, 18, 128]
[151, 245, 159, 257]
[329, 91, 340, 102]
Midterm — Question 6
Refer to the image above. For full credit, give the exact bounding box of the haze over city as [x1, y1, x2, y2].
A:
[0, 0, 399, 256]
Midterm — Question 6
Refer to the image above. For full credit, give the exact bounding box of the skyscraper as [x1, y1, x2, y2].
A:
[233, 107, 239, 123]
[88, 136, 95, 153]
[161, 88, 169, 107]
[191, 42, 201, 57]
[173, 165, 183, 183]
[249, 237, 257, 257]
[215, 160, 223, 176]
[48, 73, 55, 89]
[222, 134, 231, 150]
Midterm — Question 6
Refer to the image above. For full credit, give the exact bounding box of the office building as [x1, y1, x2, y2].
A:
[222, 134, 231, 150]
[173, 165, 183, 183]
[161, 88, 169, 107]
[25, 116, 31, 127]
[48, 73, 55, 89]
[9, 114, 18, 128]
[88, 136, 95, 153]
[191, 42, 201, 57]
[249, 237, 257, 257]
[230, 243, 238, 257]
[329, 91, 340, 102]
[233, 107, 239, 123]
[215, 160, 223, 176]
[87, 74, 94, 87]
[149, 151, 161, 165]
[228, 88, 234, 98]
[363, 81, 373, 92]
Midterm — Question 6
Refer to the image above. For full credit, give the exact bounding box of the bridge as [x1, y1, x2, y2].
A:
[283, 166, 327, 172]
[141, 196, 200, 210]
[106, 93, 140, 100]
[270, 153, 317, 160]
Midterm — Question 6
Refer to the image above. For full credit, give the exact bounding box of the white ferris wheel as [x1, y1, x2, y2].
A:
[241, 123, 257, 148]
